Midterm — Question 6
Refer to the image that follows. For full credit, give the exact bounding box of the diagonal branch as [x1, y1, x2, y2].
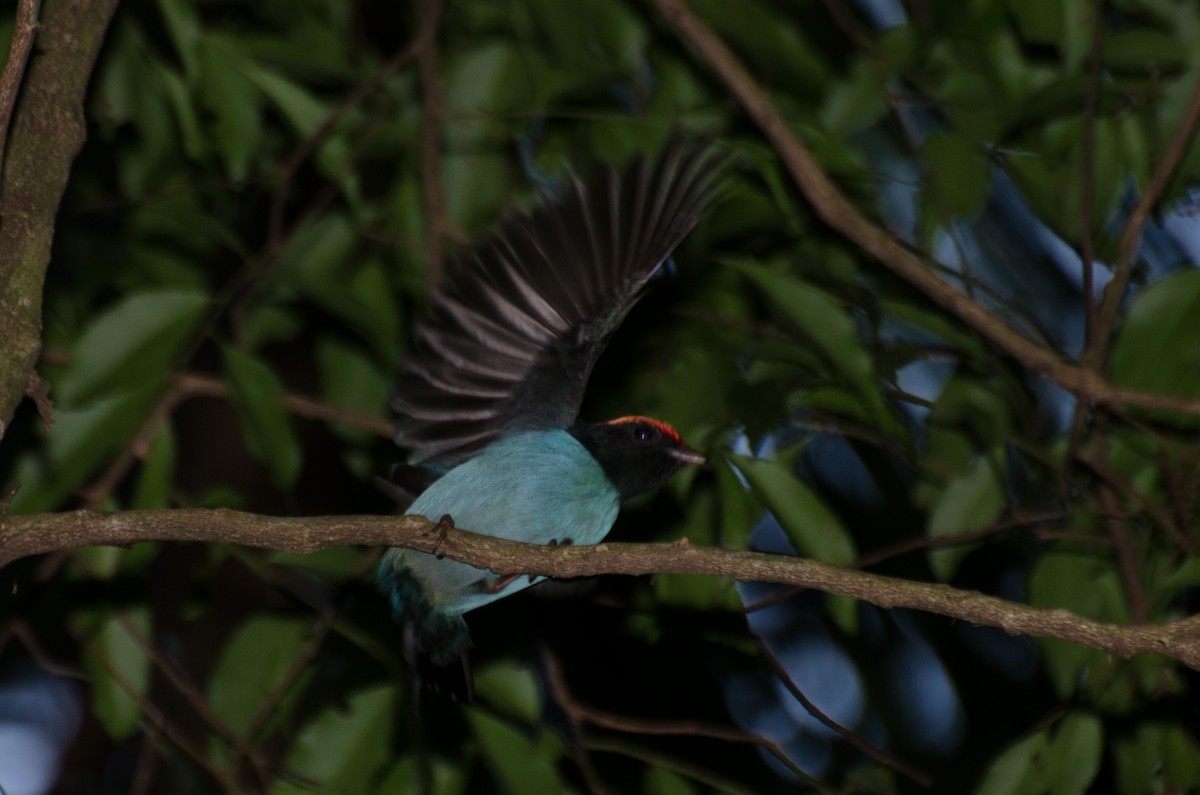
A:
[1087, 76, 1200, 374]
[1, 508, 1198, 670]
[647, 0, 1200, 419]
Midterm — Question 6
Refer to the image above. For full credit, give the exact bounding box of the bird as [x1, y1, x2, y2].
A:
[378, 140, 727, 696]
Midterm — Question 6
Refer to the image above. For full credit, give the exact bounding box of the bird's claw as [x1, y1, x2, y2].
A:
[485, 573, 522, 593]
[427, 514, 455, 559]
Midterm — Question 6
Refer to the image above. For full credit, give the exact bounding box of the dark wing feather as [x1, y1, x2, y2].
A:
[392, 142, 728, 466]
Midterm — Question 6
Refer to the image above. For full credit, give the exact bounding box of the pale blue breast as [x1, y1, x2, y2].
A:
[385, 429, 620, 615]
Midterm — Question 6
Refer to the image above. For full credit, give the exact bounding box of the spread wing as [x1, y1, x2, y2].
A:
[392, 142, 728, 466]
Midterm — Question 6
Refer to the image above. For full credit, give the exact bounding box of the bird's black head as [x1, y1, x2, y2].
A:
[569, 416, 705, 502]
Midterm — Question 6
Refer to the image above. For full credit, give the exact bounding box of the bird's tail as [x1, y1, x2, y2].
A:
[377, 562, 474, 701]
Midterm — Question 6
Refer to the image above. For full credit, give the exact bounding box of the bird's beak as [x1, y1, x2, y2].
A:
[670, 446, 706, 466]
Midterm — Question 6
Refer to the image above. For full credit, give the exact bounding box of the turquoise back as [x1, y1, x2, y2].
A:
[381, 429, 620, 616]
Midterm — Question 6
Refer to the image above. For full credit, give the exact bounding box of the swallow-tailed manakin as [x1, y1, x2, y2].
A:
[378, 141, 727, 696]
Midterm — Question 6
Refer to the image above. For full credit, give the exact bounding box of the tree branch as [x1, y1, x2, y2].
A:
[2, 508, 1197, 670]
[0, 0, 121, 440]
[648, 0, 1200, 419]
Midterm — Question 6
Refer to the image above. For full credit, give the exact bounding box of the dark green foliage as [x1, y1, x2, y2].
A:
[2, 0, 1200, 793]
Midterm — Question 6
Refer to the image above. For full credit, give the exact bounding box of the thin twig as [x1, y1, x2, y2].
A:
[114, 613, 274, 792]
[543, 645, 813, 786]
[76, 371, 391, 509]
[586, 736, 764, 795]
[241, 605, 335, 743]
[1088, 76, 1200, 373]
[757, 638, 932, 787]
[175, 372, 393, 437]
[541, 647, 611, 795]
[1078, 451, 1197, 555]
[129, 721, 162, 795]
[1098, 484, 1149, 623]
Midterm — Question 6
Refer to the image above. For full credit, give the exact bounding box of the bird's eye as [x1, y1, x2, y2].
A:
[634, 426, 656, 442]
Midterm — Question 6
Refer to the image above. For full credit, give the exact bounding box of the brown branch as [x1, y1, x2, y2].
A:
[2, 508, 1199, 670]
[1088, 75, 1200, 374]
[0, 0, 121, 440]
[1098, 484, 1149, 623]
[757, 638, 930, 786]
[71, 616, 239, 792]
[541, 647, 617, 795]
[1078, 450, 1197, 555]
[240, 605, 334, 745]
[77, 371, 390, 509]
[0, 0, 40, 190]
[114, 613, 274, 793]
[542, 644, 812, 787]
[647, 0, 1200, 419]
[174, 372, 393, 438]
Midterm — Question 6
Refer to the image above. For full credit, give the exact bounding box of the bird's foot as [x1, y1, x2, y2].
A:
[485, 573, 522, 594]
[427, 514, 455, 559]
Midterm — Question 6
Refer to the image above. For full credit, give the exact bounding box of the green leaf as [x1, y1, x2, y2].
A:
[821, 60, 886, 135]
[316, 337, 390, 440]
[131, 424, 176, 508]
[655, 572, 743, 612]
[922, 133, 991, 218]
[9, 386, 162, 513]
[1007, 0, 1061, 44]
[880, 298, 988, 359]
[726, 259, 891, 431]
[644, 766, 699, 795]
[154, 0, 201, 78]
[197, 35, 262, 182]
[159, 65, 207, 160]
[926, 454, 1005, 581]
[59, 289, 208, 406]
[81, 609, 152, 741]
[1111, 269, 1200, 426]
[244, 64, 353, 188]
[974, 731, 1043, 795]
[467, 709, 569, 795]
[268, 547, 366, 579]
[474, 660, 541, 725]
[730, 455, 857, 565]
[208, 615, 310, 737]
[1045, 712, 1102, 795]
[1114, 722, 1200, 795]
[1103, 30, 1190, 70]
[1029, 551, 1130, 698]
[221, 345, 302, 491]
[375, 756, 468, 795]
[278, 685, 398, 794]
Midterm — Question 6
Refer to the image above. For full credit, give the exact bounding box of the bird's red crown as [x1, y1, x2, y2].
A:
[604, 415, 684, 445]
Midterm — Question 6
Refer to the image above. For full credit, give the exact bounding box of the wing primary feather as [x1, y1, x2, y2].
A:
[393, 140, 731, 466]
